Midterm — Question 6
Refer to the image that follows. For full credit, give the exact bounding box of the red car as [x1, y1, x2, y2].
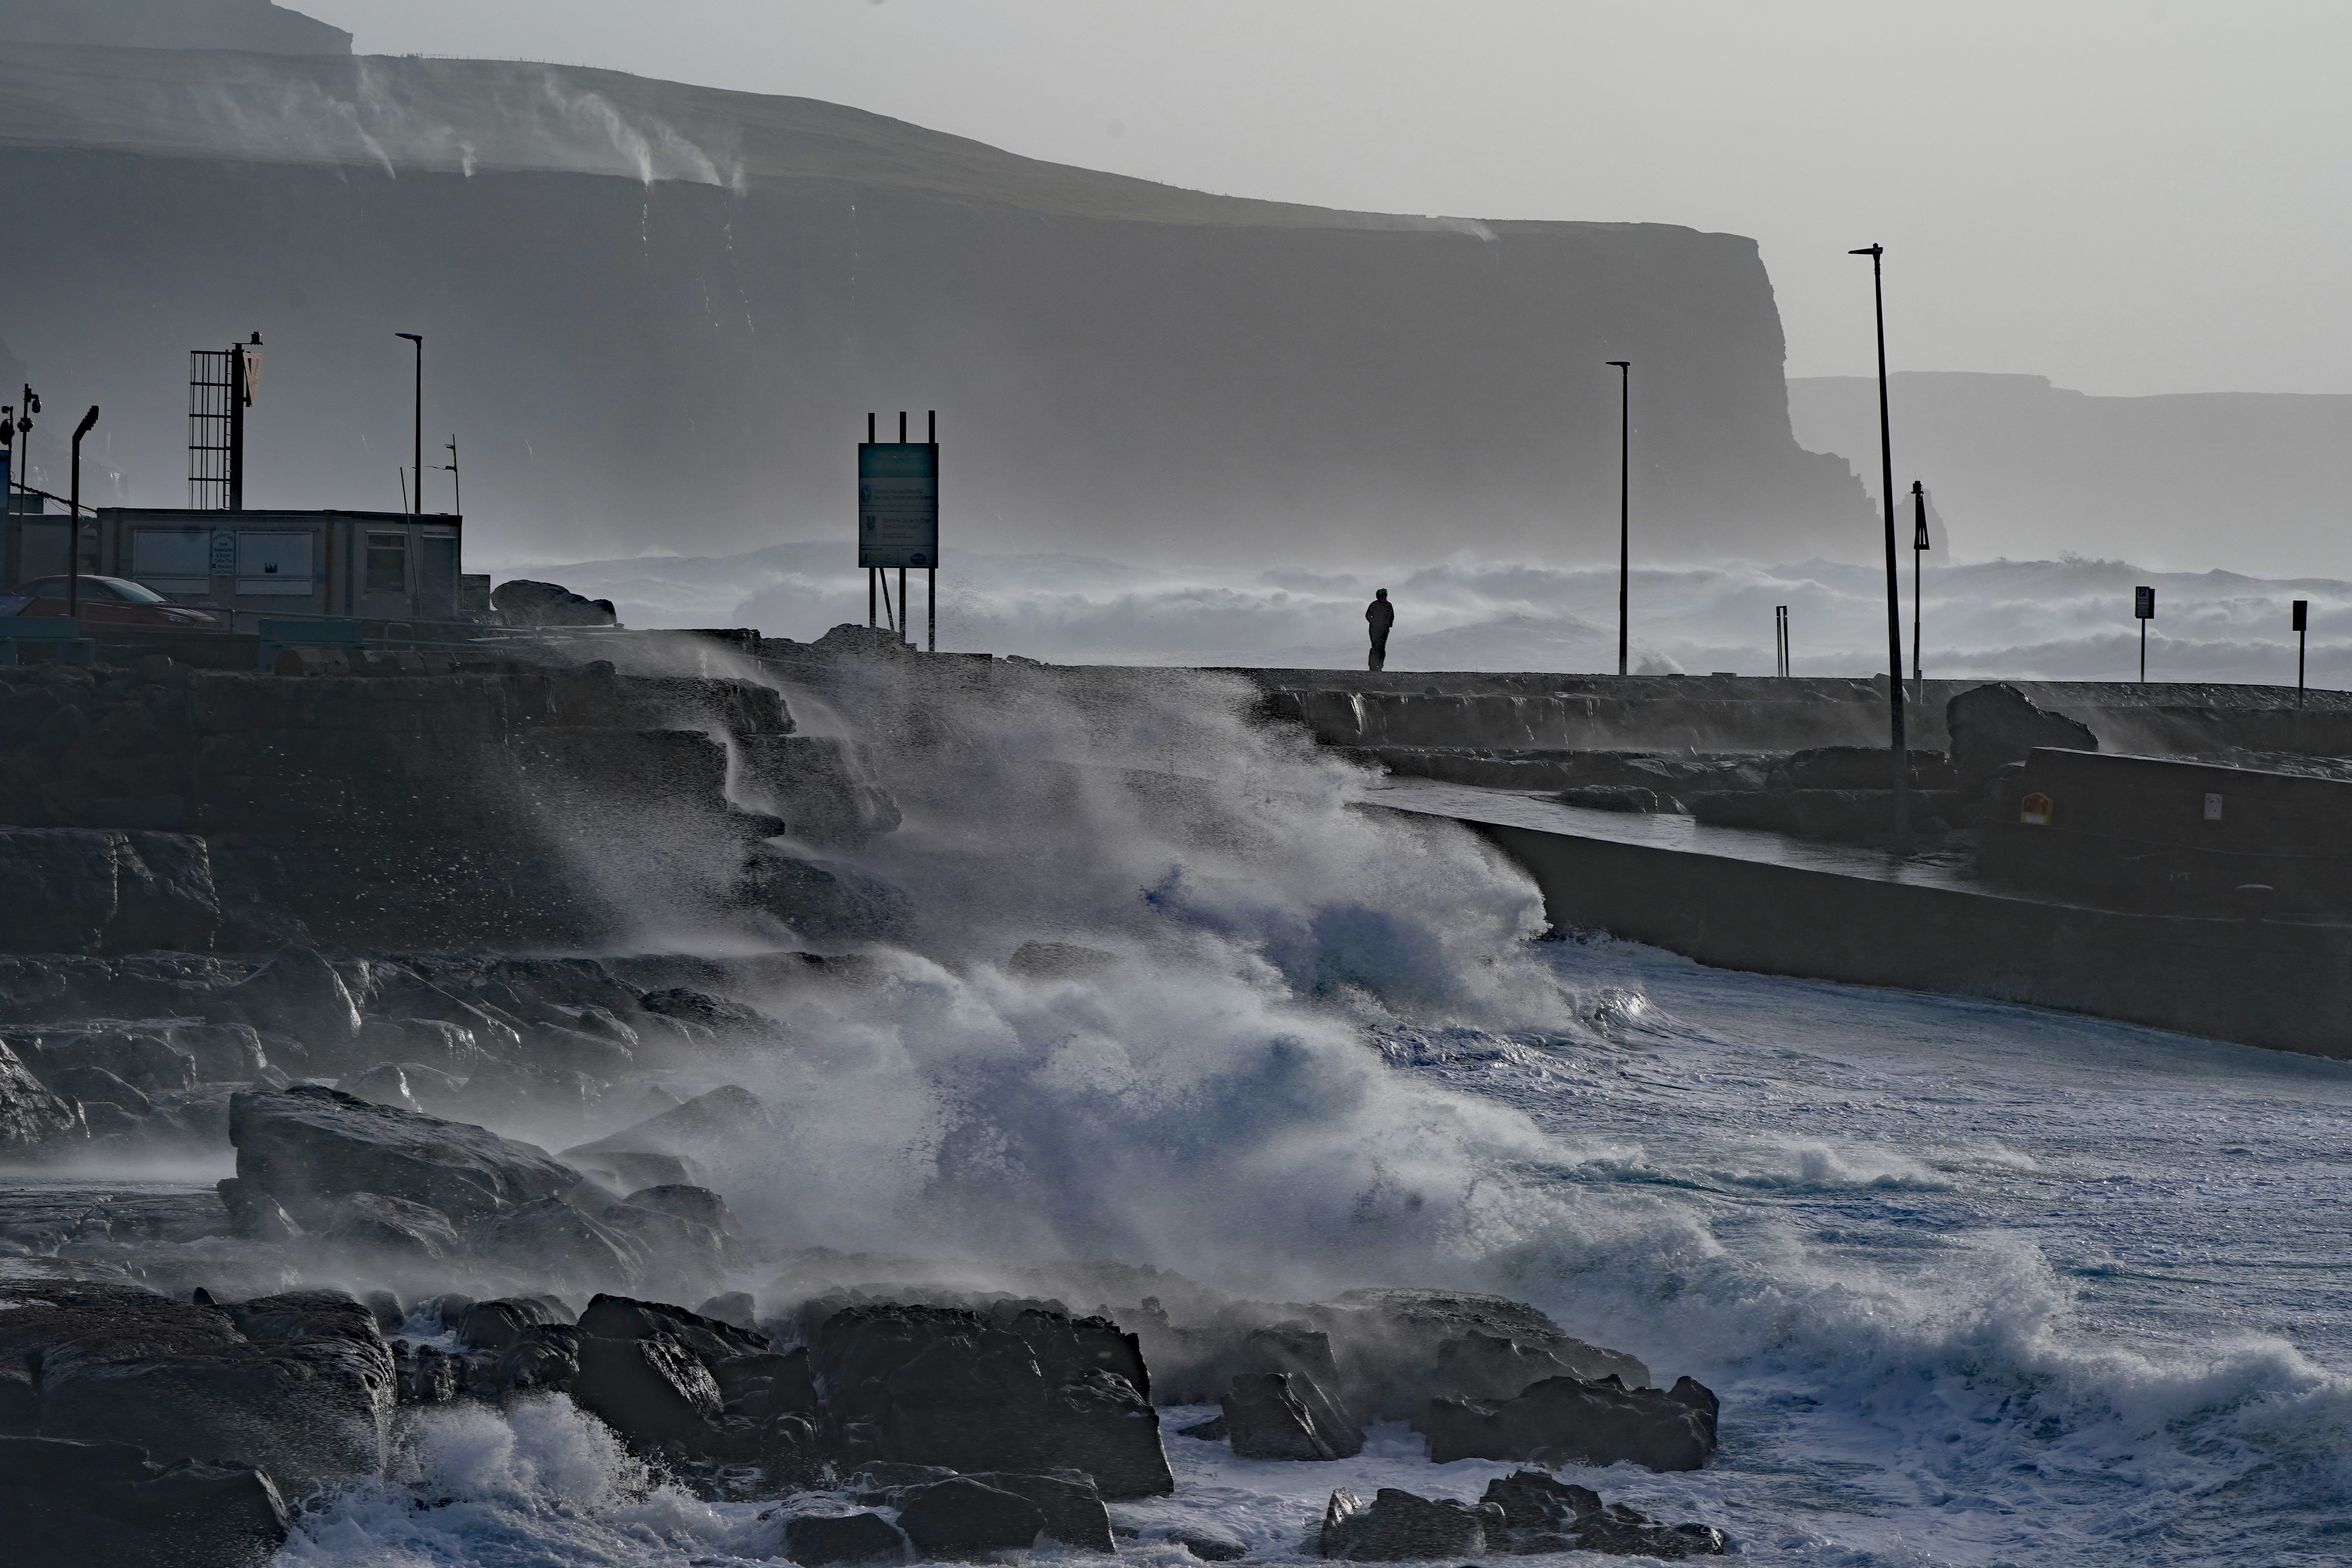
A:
[0, 575, 226, 629]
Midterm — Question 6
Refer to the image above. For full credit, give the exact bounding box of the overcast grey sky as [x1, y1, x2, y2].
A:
[301, 0, 2350, 400]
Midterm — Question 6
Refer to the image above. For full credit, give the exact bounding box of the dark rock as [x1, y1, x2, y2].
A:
[1423, 1372, 1719, 1471]
[323, 1191, 460, 1259]
[579, 1291, 768, 1365]
[490, 1323, 584, 1393]
[783, 1509, 908, 1566]
[24, 1027, 196, 1094]
[894, 1476, 1045, 1558]
[637, 986, 767, 1032]
[697, 1289, 757, 1329]
[0, 1038, 86, 1151]
[213, 947, 361, 1051]
[1432, 1330, 1583, 1406]
[491, 579, 618, 628]
[849, 1459, 959, 1495]
[355, 1017, 481, 1075]
[571, 1331, 723, 1450]
[466, 1198, 646, 1294]
[740, 847, 909, 940]
[807, 1301, 1172, 1498]
[596, 1202, 724, 1286]
[338, 1062, 423, 1112]
[967, 1469, 1116, 1552]
[456, 1296, 571, 1350]
[1175, 1413, 1227, 1440]
[459, 1058, 606, 1122]
[0, 1279, 392, 1493]
[396, 1342, 457, 1405]
[0, 828, 220, 956]
[1220, 1370, 1362, 1459]
[733, 733, 902, 849]
[49, 1067, 155, 1114]
[229, 1084, 580, 1227]
[1477, 1469, 1600, 1529]
[1168, 1525, 1249, 1561]
[1318, 1486, 1498, 1561]
[1948, 682, 2098, 798]
[0, 1433, 290, 1568]
[175, 1022, 266, 1082]
[1572, 1508, 1730, 1558]
[361, 1289, 404, 1334]
[214, 1178, 299, 1243]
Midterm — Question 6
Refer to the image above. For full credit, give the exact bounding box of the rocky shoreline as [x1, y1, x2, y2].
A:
[0, 624, 1734, 1564]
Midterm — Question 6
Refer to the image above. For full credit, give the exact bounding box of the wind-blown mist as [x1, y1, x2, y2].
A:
[505, 543, 2352, 688]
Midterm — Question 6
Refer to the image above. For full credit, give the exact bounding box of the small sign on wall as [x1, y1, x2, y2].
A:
[2204, 793, 2223, 822]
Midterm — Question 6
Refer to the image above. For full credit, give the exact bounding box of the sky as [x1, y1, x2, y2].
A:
[297, 0, 2352, 401]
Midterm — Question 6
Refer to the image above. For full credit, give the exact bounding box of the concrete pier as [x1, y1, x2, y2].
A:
[1374, 776, 2352, 1060]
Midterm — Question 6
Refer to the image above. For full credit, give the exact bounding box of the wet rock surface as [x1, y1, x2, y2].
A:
[1425, 1371, 1721, 1471]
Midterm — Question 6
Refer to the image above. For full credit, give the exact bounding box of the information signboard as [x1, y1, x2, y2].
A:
[858, 442, 938, 569]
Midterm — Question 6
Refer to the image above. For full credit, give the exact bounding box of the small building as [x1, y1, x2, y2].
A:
[6, 507, 466, 623]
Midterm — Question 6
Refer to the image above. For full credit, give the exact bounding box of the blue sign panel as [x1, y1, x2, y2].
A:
[858, 442, 938, 569]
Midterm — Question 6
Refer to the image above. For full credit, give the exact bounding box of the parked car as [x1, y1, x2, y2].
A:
[0, 575, 227, 628]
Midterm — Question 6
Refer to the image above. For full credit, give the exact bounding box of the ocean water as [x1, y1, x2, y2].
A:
[495, 540, 2352, 688]
[265, 653, 2352, 1566]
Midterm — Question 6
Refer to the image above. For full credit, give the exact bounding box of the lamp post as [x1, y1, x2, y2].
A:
[66, 406, 98, 621]
[1606, 360, 1631, 677]
[394, 333, 423, 515]
[1849, 244, 1908, 852]
[1910, 481, 1930, 704]
[2293, 599, 2309, 707]
[15, 385, 38, 511]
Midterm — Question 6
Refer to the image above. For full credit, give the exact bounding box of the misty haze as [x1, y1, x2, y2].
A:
[1, 5, 2348, 1568]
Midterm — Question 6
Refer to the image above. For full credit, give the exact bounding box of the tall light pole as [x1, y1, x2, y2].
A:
[395, 333, 422, 515]
[1607, 359, 1631, 677]
[66, 406, 97, 622]
[1910, 480, 1930, 704]
[1849, 245, 1908, 852]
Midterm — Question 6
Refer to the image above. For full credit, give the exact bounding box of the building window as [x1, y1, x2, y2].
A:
[365, 532, 408, 594]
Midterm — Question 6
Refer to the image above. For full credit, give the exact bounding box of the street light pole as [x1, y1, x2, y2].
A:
[1910, 480, 1930, 704]
[395, 333, 423, 515]
[1850, 244, 1909, 852]
[1607, 359, 1631, 677]
[67, 406, 97, 622]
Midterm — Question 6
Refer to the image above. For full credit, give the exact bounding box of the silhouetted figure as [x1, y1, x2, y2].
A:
[1366, 588, 1394, 671]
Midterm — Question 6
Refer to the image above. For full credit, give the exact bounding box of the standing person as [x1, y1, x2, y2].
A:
[1365, 588, 1394, 671]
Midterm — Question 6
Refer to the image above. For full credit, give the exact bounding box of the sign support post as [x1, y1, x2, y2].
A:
[2293, 598, 2308, 707]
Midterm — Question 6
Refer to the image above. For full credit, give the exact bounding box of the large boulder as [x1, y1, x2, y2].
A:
[0, 1279, 392, 1494]
[966, 1469, 1116, 1552]
[1219, 1370, 1361, 1460]
[572, 1332, 724, 1452]
[1479, 1469, 1727, 1558]
[1947, 683, 2099, 798]
[894, 1476, 1045, 1558]
[782, 1510, 907, 1566]
[0, 1434, 290, 1568]
[1423, 1372, 1720, 1471]
[321, 1192, 461, 1260]
[579, 1292, 769, 1367]
[228, 1084, 580, 1227]
[454, 1296, 572, 1351]
[1318, 1487, 1498, 1561]
[0, 1039, 84, 1152]
[491, 579, 618, 627]
[807, 1302, 1172, 1498]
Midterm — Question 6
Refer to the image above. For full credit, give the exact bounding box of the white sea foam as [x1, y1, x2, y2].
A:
[269, 643, 2352, 1563]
